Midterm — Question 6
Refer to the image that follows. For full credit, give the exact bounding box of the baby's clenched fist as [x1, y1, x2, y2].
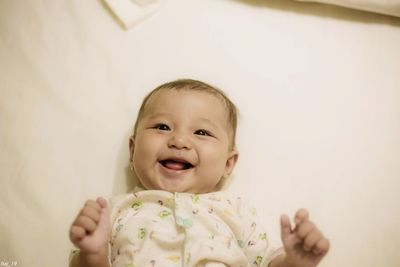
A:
[69, 197, 110, 254]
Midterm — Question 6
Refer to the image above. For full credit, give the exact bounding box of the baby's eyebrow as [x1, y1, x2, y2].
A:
[198, 118, 219, 129]
[145, 113, 170, 120]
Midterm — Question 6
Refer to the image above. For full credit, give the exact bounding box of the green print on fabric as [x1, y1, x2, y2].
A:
[115, 224, 123, 232]
[159, 210, 171, 218]
[122, 263, 135, 267]
[259, 233, 267, 240]
[176, 215, 193, 228]
[185, 252, 191, 265]
[237, 239, 244, 248]
[251, 207, 257, 216]
[131, 201, 143, 210]
[254, 256, 263, 266]
[138, 228, 146, 239]
[191, 195, 200, 204]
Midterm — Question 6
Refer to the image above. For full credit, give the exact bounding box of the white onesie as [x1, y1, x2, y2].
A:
[106, 188, 282, 267]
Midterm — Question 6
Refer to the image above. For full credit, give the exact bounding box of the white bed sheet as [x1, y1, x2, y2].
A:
[1, 0, 400, 266]
[297, 0, 400, 17]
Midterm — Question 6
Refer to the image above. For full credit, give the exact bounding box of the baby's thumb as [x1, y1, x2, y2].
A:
[97, 198, 111, 235]
[280, 214, 292, 241]
[96, 197, 108, 209]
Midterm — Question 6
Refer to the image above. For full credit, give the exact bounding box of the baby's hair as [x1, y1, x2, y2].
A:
[133, 79, 238, 148]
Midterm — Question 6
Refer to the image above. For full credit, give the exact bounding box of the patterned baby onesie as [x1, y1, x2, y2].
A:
[107, 189, 282, 267]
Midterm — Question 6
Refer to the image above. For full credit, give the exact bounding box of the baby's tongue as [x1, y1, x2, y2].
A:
[164, 160, 186, 170]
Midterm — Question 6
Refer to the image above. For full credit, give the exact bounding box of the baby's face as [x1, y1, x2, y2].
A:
[131, 89, 238, 194]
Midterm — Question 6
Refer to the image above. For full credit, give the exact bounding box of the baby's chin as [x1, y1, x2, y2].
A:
[139, 179, 189, 193]
[138, 176, 219, 194]
[142, 182, 209, 194]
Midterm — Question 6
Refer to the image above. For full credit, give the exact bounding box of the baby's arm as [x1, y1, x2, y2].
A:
[269, 209, 330, 267]
[69, 197, 111, 267]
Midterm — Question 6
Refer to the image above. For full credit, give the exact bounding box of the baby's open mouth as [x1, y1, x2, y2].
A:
[160, 159, 193, 171]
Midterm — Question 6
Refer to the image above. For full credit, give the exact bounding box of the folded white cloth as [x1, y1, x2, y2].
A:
[103, 0, 167, 29]
[296, 0, 400, 17]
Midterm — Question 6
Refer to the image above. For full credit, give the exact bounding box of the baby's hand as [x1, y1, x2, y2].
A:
[280, 209, 330, 267]
[69, 197, 111, 254]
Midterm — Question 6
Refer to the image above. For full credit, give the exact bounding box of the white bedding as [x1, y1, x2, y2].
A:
[297, 0, 400, 17]
[1, 0, 400, 266]
[105, 0, 400, 29]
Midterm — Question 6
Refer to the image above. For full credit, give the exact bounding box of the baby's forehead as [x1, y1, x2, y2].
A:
[142, 88, 231, 126]
[144, 88, 229, 113]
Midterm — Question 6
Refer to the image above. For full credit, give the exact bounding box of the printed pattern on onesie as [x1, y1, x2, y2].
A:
[108, 188, 279, 267]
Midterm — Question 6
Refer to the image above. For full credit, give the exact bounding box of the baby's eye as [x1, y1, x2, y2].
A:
[194, 129, 211, 136]
[154, 124, 170, 131]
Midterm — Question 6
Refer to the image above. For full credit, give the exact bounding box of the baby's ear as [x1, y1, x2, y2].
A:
[224, 148, 239, 178]
[129, 135, 135, 162]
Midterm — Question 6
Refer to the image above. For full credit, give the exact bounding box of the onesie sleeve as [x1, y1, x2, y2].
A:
[236, 198, 284, 267]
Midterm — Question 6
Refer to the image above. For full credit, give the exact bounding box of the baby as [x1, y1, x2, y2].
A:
[69, 79, 330, 267]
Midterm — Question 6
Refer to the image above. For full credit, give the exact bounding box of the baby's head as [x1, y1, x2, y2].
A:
[129, 79, 239, 194]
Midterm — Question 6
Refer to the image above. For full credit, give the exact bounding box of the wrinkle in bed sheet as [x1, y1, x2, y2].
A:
[297, 0, 400, 17]
[103, 0, 167, 29]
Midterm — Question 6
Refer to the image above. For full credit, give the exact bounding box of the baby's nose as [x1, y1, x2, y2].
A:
[168, 132, 192, 149]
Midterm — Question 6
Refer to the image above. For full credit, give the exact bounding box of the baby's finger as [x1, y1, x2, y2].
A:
[294, 209, 309, 225]
[313, 236, 330, 255]
[74, 215, 97, 233]
[83, 199, 102, 212]
[280, 214, 292, 240]
[70, 225, 86, 243]
[303, 228, 321, 252]
[295, 220, 315, 240]
[80, 205, 101, 223]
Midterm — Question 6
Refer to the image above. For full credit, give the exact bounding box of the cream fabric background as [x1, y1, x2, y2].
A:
[1, 0, 400, 267]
